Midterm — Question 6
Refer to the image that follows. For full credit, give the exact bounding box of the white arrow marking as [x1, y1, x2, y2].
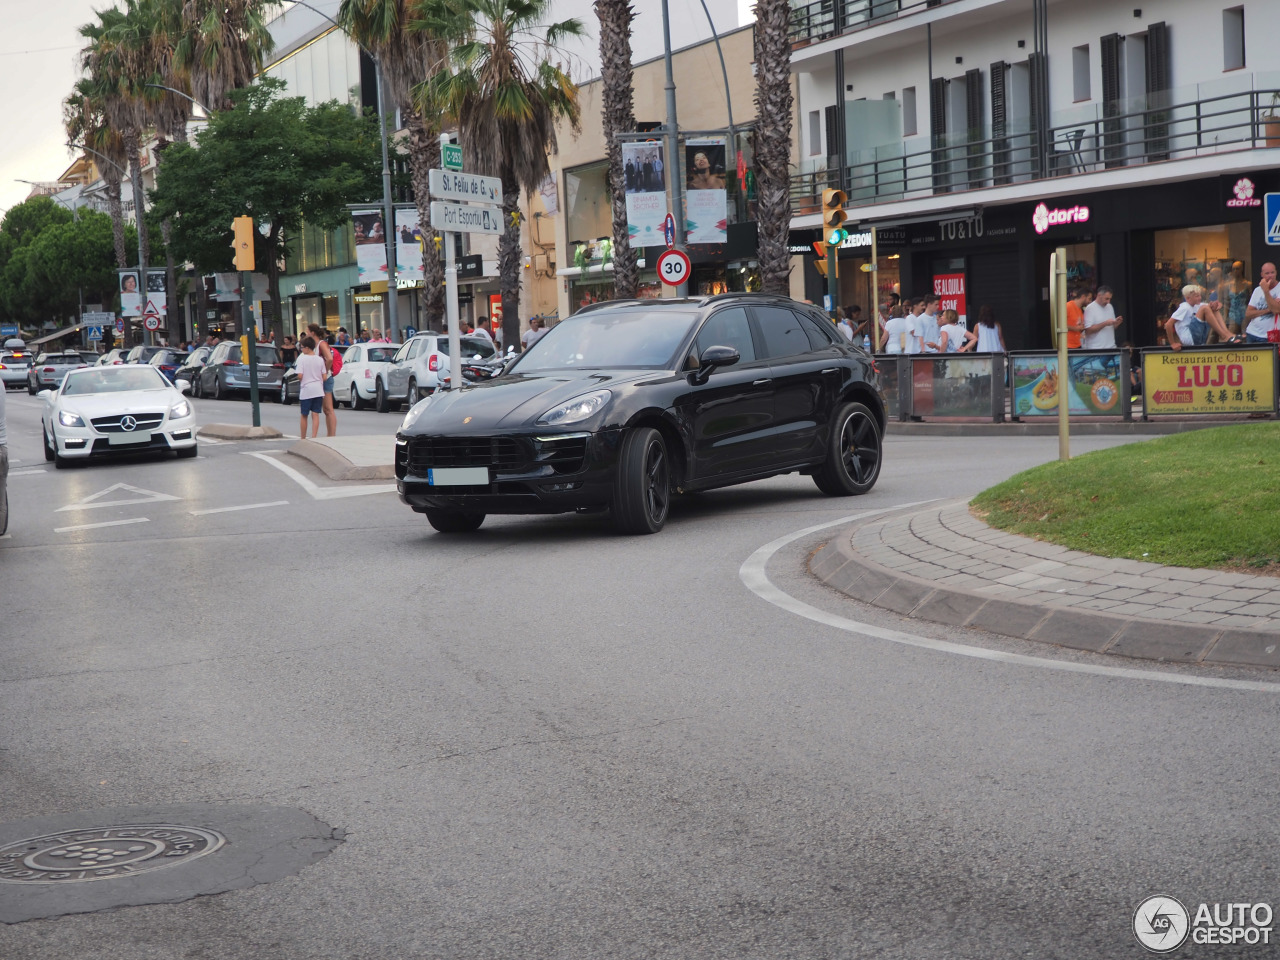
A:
[56, 483, 181, 512]
[55, 517, 150, 533]
[245, 451, 396, 500]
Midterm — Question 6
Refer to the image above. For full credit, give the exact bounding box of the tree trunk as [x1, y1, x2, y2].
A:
[752, 0, 795, 297]
[266, 226, 284, 346]
[498, 177, 522, 351]
[405, 109, 445, 324]
[596, 0, 638, 300]
[105, 172, 128, 268]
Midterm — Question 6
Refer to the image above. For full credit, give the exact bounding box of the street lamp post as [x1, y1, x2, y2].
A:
[288, 1, 400, 341]
[65, 142, 147, 349]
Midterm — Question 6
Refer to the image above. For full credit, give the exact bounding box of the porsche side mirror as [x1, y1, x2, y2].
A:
[690, 345, 740, 385]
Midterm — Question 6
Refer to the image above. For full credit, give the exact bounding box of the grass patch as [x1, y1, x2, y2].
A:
[971, 423, 1280, 574]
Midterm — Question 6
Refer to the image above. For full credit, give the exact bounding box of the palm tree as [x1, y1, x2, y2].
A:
[420, 0, 582, 351]
[594, 0, 638, 300]
[175, 0, 277, 113]
[64, 81, 131, 273]
[752, 0, 794, 296]
[338, 0, 453, 323]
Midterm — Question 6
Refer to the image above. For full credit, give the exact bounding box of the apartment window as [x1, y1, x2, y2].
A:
[1223, 7, 1245, 70]
[808, 110, 822, 156]
[883, 91, 896, 100]
[1072, 45, 1091, 101]
[902, 86, 918, 136]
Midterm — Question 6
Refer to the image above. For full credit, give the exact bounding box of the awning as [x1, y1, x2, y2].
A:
[30, 322, 87, 345]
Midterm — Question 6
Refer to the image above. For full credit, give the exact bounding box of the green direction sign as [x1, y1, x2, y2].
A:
[442, 143, 463, 171]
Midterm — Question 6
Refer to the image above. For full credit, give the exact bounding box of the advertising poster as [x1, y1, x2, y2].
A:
[1142, 346, 1276, 414]
[395, 208, 424, 284]
[1012, 353, 1124, 417]
[684, 138, 727, 244]
[353, 208, 387, 283]
[911, 356, 993, 417]
[622, 141, 666, 248]
[146, 269, 167, 316]
[932, 272, 966, 325]
[537, 173, 559, 217]
[119, 270, 141, 316]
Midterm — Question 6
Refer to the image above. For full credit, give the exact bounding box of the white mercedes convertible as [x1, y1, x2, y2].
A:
[40, 365, 198, 468]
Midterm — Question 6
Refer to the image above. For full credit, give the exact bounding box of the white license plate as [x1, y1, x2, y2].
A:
[108, 432, 152, 446]
[427, 467, 489, 486]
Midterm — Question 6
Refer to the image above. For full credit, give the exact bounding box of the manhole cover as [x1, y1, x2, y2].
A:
[0, 824, 225, 884]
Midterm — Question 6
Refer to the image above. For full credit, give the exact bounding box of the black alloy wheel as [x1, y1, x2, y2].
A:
[613, 426, 670, 534]
[424, 509, 485, 533]
[813, 401, 882, 496]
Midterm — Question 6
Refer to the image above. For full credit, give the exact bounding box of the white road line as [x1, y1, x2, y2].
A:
[54, 517, 150, 534]
[191, 500, 289, 516]
[245, 451, 396, 500]
[740, 506, 1280, 694]
[9, 469, 47, 477]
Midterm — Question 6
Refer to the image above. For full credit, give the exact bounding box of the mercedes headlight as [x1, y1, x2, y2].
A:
[537, 389, 612, 426]
[170, 399, 191, 419]
[58, 410, 84, 427]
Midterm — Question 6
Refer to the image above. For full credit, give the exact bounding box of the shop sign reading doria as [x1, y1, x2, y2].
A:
[1032, 202, 1090, 234]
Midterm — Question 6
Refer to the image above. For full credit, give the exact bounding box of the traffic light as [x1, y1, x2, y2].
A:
[232, 216, 255, 271]
[822, 188, 848, 247]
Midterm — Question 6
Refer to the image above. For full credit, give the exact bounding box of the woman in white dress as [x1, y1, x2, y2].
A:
[973, 304, 1005, 353]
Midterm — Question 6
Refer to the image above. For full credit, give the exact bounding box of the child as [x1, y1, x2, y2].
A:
[295, 336, 327, 438]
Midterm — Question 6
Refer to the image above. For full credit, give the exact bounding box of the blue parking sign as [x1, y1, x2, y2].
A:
[404, 326, 417, 339]
[1267, 193, 1280, 246]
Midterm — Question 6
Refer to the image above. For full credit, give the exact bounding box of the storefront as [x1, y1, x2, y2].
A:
[842, 170, 1279, 351]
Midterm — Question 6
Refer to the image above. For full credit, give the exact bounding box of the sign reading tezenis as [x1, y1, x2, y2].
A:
[1142, 347, 1277, 415]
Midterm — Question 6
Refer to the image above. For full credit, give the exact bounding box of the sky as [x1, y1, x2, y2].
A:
[0, 0, 755, 220]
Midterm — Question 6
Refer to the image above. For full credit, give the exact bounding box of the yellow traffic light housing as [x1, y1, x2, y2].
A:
[232, 216, 255, 271]
[821, 188, 848, 246]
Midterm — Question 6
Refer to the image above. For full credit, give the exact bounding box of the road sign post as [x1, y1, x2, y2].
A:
[442, 142, 463, 172]
[241, 271, 261, 427]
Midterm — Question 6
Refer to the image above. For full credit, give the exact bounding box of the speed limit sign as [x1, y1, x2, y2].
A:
[656, 248, 691, 287]
[143, 314, 161, 331]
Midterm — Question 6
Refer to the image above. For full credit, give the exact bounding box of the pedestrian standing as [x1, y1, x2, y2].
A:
[904, 297, 927, 354]
[295, 336, 327, 438]
[835, 307, 855, 342]
[919, 295, 942, 353]
[938, 309, 977, 352]
[973, 304, 1006, 353]
[472, 319, 494, 344]
[1065, 288, 1090, 348]
[305, 323, 338, 436]
[521, 317, 547, 350]
[1243, 262, 1280, 343]
[1081, 286, 1125, 349]
[281, 335, 298, 366]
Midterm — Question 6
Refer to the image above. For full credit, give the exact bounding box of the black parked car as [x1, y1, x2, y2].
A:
[396, 294, 885, 535]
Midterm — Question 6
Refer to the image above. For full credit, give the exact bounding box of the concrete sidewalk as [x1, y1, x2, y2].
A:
[810, 501, 1280, 670]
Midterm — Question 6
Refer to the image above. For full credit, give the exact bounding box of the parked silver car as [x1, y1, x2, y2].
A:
[376, 334, 497, 412]
[193, 341, 284, 399]
[28, 351, 90, 394]
[0, 350, 32, 391]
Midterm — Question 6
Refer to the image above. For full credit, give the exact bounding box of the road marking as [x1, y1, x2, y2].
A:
[191, 500, 289, 516]
[55, 517, 150, 533]
[740, 507, 1280, 694]
[56, 482, 181, 512]
[9, 469, 47, 477]
[245, 451, 396, 500]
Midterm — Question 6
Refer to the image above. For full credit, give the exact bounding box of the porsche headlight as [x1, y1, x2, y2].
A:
[537, 389, 612, 426]
[58, 410, 84, 427]
[170, 399, 191, 419]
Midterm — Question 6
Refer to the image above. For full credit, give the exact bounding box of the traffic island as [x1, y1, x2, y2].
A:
[288, 435, 396, 481]
[198, 423, 284, 440]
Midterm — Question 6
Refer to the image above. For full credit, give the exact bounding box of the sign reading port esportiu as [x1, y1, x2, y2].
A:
[1142, 345, 1278, 415]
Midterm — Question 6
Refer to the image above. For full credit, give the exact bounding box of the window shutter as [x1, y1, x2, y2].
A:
[930, 76, 950, 193]
[965, 68, 984, 187]
[990, 61, 1010, 184]
[1145, 22, 1170, 160]
[1028, 51, 1047, 177]
[824, 104, 840, 166]
[1100, 34, 1123, 167]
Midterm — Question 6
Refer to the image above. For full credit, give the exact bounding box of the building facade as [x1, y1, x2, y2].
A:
[788, 0, 1280, 348]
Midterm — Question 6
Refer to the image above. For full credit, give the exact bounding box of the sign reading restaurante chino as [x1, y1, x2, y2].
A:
[1142, 347, 1277, 415]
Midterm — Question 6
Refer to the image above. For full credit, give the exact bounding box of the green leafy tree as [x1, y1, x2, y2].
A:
[150, 80, 382, 341]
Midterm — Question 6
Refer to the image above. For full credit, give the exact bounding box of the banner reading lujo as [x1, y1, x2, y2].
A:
[1143, 346, 1276, 414]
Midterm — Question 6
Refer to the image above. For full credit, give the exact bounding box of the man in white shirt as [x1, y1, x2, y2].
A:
[1244, 261, 1280, 343]
[883, 312, 909, 354]
[903, 297, 927, 354]
[521, 317, 547, 350]
[1081, 285, 1123, 349]
[471, 319, 494, 344]
[918, 295, 941, 353]
[836, 308, 855, 342]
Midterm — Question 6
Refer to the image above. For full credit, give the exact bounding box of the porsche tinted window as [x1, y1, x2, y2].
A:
[754, 306, 812, 360]
[695, 308, 756, 363]
[516, 309, 699, 370]
[797, 311, 839, 348]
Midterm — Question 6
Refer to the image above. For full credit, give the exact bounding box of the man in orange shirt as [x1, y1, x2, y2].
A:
[1065, 287, 1090, 348]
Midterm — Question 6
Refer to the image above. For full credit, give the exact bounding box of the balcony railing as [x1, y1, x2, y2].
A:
[791, 78, 1280, 215]
[789, 0, 958, 46]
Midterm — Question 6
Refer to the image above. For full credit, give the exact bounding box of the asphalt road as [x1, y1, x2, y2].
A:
[2, 392, 1275, 958]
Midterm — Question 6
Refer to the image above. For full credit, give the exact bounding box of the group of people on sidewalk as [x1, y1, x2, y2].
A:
[1163, 260, 1280, 351]
[832, 295, 1006, 355]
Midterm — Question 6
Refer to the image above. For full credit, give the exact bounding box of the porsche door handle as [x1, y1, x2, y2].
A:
[753, 378, 772, 386]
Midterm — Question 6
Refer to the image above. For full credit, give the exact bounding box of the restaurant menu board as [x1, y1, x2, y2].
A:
[1142, 347, 1276, 415]
[1012, 353, 1123, 417]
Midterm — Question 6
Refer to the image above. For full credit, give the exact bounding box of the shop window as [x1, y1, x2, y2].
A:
[565, 160, 611, 250]
[1223, 7, 1245, 70]
[1154, 223, 1251, 332]
[1072, 45, 1091, 101]
[808, 110, 822, 157]
[1061, 244, 1097, 291]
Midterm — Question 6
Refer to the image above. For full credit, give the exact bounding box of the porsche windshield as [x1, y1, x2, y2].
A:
[514, 309, 700, 371]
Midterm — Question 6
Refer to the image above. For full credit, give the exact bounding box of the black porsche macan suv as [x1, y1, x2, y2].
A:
[395, 294, 886, 534]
